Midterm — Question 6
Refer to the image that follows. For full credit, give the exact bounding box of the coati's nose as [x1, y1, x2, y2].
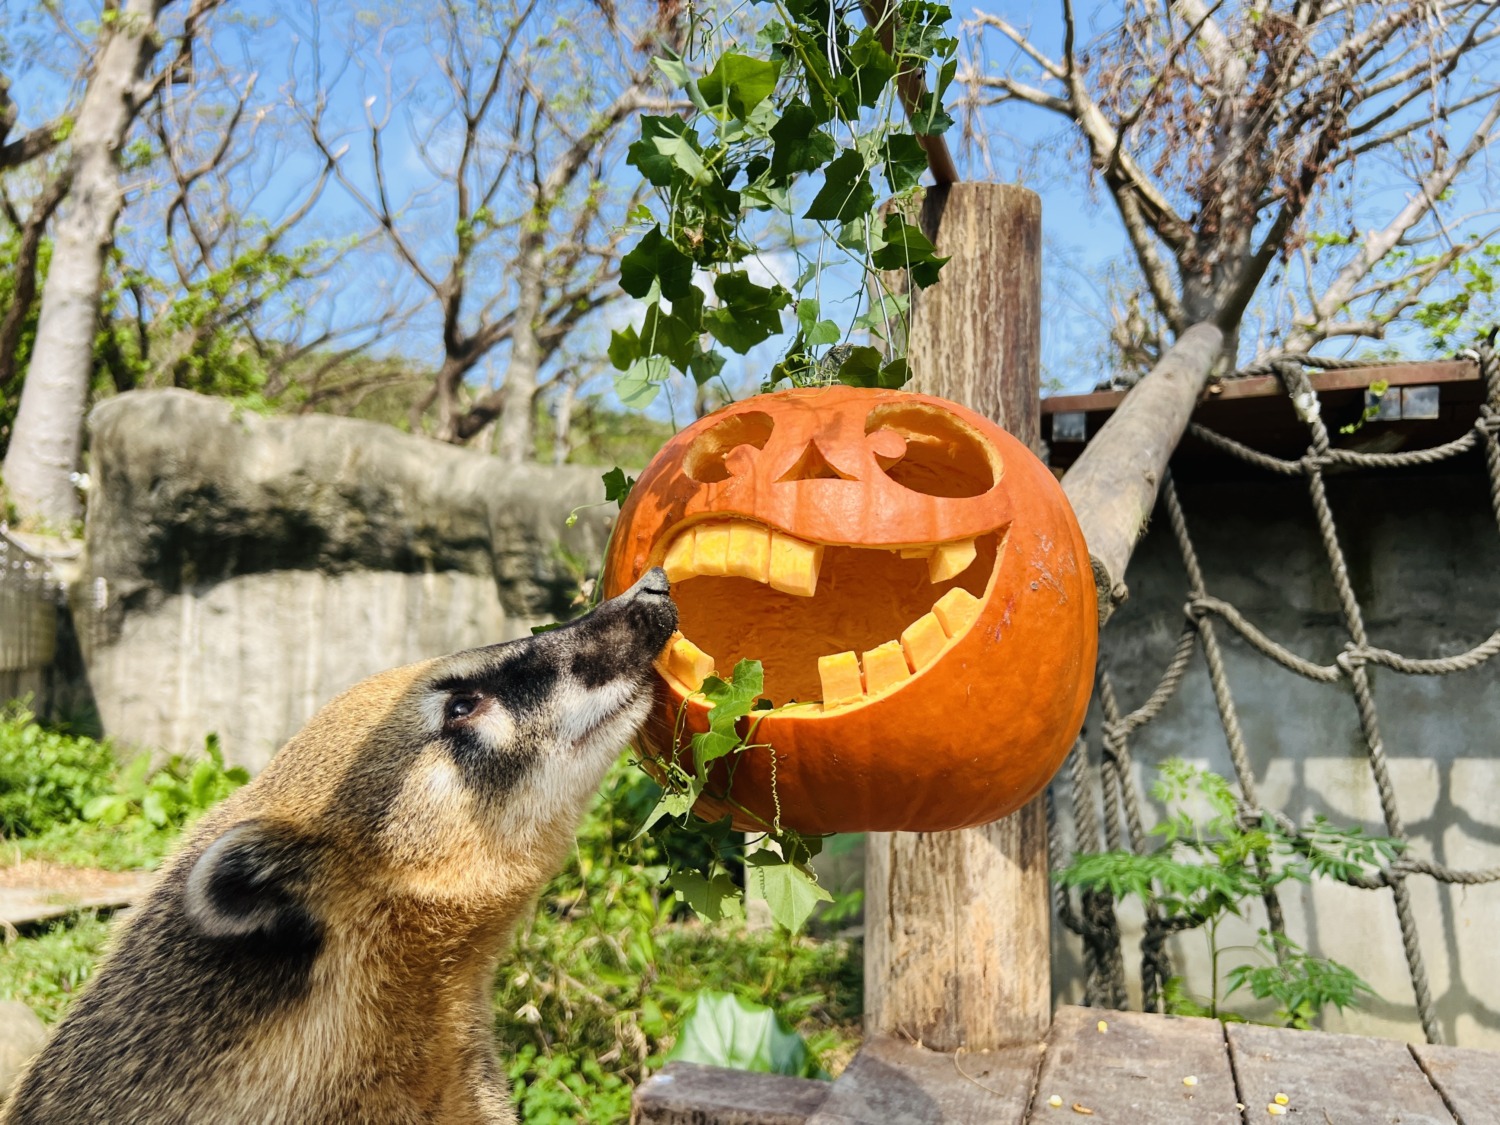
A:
[633, 566, 671, 598]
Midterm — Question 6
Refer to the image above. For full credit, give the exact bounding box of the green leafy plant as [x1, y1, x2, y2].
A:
[1058, 760, 1395, 1027]
[666, 989, 829, 1078]
[0, 702, 117, 837]
[609, 0, 956, 409]
[81, 734, 249, 831]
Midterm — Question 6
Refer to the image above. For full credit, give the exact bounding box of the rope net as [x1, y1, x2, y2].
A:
[1052, 342, 1500, 1046]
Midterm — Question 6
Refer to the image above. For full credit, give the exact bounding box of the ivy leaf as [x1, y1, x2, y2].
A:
[701, 658, 764, 731]
[688, 344, 726, 386]
[640, 300, 699, 367]
[698, 53, 781, 120]
[832, 344, 883, 387]
[746, 852, 832, 934]
[601, 467, 635, 508]
[637, 778, 704, 836]
[848, 29, 897, 108]
[608, 325, 640, 371]
[615, 356, 670, 409]
[627, 117, 704, 187]
[620, 226, 694, 301]
[908, 91, 955, 136]
[796, 298, 841, 346]
[768, 102, 836, 181]
[804, 149, 875, 224]
[670, 870, 745, 923]
[871, 214, 949, 288]
[704, 272, 791, 353]
[881, 132, 929, 193]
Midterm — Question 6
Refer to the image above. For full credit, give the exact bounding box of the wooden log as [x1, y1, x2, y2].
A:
[865, 182, 1051, 1053]
[630, 1062, 831, 1125]
[1059, 321, 1224, 625]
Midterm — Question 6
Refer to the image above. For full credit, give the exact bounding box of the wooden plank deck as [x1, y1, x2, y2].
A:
[633, 1006, 1500, 1125]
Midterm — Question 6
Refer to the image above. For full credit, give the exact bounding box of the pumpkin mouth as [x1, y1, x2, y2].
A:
[652, 519, 1003, 710]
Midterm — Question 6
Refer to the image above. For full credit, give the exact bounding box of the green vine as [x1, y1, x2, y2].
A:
[571, 2, 962, 934]
[609, 0, 957, 411]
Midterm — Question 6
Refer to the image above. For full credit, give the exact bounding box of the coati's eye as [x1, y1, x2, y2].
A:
[445, 693, 483, 721]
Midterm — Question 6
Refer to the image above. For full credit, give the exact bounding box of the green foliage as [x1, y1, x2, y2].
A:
[496, 763, 859, 1123]
[0, 705, 247, 868]
[609, 1, 957, 405]
[1410, 242, 1500, 352]
[0, 912, 112, 1024]
[81, 734, 248, 831]
[666, 990, 828, 1078]
[1058, 760, 1395, 1027]
[0, 703, 117, 837]
[638, 661, 834, 935]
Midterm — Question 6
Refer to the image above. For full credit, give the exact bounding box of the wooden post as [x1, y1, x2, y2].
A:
[864, 182, 1051, 1052]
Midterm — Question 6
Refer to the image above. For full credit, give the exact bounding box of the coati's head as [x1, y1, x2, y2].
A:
[178, 568, 678, 947]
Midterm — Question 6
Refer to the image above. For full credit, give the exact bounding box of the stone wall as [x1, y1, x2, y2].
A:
[1051, 465, 1500, 1048]
[75, 390, 614, 770]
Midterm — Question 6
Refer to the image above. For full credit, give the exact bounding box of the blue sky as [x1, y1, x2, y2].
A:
[3, 0, 1496, 412]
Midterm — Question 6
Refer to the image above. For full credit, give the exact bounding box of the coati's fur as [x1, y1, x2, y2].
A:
[4, 569, 677, 1124]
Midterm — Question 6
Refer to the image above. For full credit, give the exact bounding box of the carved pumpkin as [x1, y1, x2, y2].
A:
[602, 385, 1096, 834]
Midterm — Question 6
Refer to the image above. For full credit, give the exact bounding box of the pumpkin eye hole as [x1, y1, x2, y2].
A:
[865, 403, 998, 498]
[683, 411, 775, 483]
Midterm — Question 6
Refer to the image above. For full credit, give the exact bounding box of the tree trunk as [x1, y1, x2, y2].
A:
[551, 377, 574, 466]
[865, 183, 1051, 1051]
[1, 0, 166, 529]
[491, 231, 547, 465]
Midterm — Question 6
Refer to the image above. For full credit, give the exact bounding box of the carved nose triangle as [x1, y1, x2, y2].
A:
[776, 440, 854, 483]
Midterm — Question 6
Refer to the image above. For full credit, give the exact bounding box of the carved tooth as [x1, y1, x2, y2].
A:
[726, 521, 772, 583]
[768, 532, 823, 597]
[662, 533, 696, 584]
[900, 612, 948, 673]
[899, 546, 934, 559]
[693, 521, 732, 577]
[818, 651, 864, 707]
[933, 587, 982, 638]
[862, 641, 911, 696]
[928, 538, 978, 583]
[661, 632, 716, 691]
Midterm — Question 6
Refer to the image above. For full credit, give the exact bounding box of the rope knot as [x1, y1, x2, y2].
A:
[1335, 644, 1370, 674]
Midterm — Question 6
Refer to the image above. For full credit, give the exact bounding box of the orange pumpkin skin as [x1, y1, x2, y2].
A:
[603, 385, 1097, 834]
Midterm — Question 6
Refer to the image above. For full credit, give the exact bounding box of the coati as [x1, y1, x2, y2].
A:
[4, 568, 678, 1124]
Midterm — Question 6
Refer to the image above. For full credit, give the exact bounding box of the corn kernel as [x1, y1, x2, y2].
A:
[1274, 1094, 1289, 1106]
[1047, 1095, 1063, 1108]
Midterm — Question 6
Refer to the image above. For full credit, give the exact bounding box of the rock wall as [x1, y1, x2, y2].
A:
[78, 390, 614, 770]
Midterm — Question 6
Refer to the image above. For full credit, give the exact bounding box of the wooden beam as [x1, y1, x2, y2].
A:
[1059, 322, 1224, 624]
[631, 1062, 831, 1125]
[1042, 358, 1479, 416]
[1033, 1007, 1239, 1122]
[1226, 1022, 1455, 1123]
[806, 1036, 1041, 1124]
[865, 182, 1051, 1053]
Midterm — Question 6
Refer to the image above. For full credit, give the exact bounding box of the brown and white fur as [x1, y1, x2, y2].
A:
[4, 569, 677, 1124]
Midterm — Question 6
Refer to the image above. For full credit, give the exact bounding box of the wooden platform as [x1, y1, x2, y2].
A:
[633, 1006, 1500, 1124]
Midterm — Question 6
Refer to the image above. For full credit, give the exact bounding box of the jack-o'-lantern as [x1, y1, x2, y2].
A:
[602, 385, 1096, 834]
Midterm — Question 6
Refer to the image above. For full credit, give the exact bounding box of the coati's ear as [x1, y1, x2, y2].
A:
[184, 820, 316, 940]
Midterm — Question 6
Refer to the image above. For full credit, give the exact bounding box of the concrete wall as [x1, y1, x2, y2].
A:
[1051, 467, 1500, 1048]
